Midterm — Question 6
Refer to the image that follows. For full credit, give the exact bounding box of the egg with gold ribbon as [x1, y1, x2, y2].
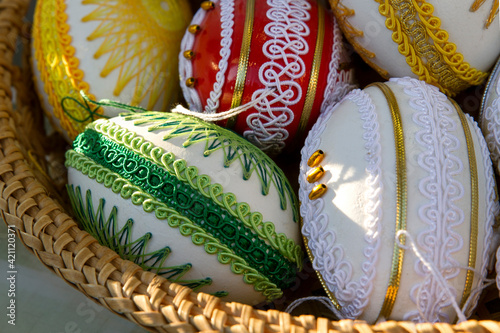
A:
[299, 76, 499, 323]
[31, 0, 193, 142]
[65, 104, 303, 305]
[329, 0, 500, 97]
[179, 0, 355, 155]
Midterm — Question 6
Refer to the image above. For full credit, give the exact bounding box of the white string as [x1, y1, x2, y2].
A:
[283, 232, 494, 323]
[172, 88, 275, 122]
[395, 230, 495, 324]
[284, 296, 344, 319]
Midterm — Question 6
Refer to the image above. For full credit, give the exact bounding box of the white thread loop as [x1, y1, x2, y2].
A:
[396, 230, 468, 323]
[172, 88, 275, 122]
[284, 296, 344, 319]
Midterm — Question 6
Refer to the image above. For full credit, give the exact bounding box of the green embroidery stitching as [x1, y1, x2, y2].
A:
[87, 119, 303, 269]
[67, 184, 213, 290]
[61, 94, 107, 124]
[72, 129, 297, 287]
[92, 110, 299, 221]
[66, 150, 284, 300]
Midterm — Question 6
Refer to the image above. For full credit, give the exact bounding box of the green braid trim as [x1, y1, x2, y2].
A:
[92, 111, 299, 222]
[71, 129, 297, 286]
[66, 150, 284, 300]
[86, 119, 303, 269]
[67, 184, 215, 292]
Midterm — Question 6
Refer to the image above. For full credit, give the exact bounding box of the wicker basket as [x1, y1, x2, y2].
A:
[3, 0, 500, 332]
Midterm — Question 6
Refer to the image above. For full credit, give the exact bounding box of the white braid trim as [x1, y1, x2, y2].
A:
[204, 0, 235, 114]
[482, 70, 500, 173]
[320, 15, 356, 113]
[299, 88, 383, 319]
[178, 0, 235, 114]
[394, 77, 465, 323]
[243, 0, 312, 154]
[464, 114, 500, 317]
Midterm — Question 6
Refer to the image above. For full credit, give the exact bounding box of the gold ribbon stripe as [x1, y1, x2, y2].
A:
[226, 0, 255, 129]
[368, 82, 408, 320]
[294, 1, 325, 145]
[452, 100, 479, 311]
[299, 217, 342, 311]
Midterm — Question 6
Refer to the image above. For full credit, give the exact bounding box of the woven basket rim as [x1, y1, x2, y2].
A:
[2, 0, 500, 332]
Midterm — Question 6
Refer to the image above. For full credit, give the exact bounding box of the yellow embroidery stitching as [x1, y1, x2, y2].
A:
[33, 0, 98, 139]
[377, 0, 489, 96]
[82, 0, 191, 110]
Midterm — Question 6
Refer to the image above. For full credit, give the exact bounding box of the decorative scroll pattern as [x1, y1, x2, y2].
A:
[243, 0, 312, 153]
[396, 77, 465, 323]
[482, 70, 500, 171]
[320, 17, 355, 113]
[299, 88, 384, 319]
[464, 113, 500, 317]
[376, 0, 489, 96]
[116, 112, 300, 221]
[66, 151, 284, 300]
[72, 129, 298, 287]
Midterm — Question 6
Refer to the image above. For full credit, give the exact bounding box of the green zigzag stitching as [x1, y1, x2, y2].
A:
[72, 129, 297, 287]
[67, 184, 216, 292]
[87, 118, 303, 269]
[115, 111, 298, 221]
[65, 150, 284, 300]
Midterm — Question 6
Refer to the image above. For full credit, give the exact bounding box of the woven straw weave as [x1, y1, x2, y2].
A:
[2, 0, 500, 332]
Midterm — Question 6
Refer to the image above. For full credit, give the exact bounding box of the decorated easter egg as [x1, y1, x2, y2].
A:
[179, 0, 355, 154]
[32, 0, 192, 142]
[299, 77, 499, 323]
[329, 0, 500, 96]
[479, 57, 500, 174]
[65, 108, 303, 305]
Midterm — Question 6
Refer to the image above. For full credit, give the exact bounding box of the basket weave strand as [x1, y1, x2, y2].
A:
[1, 0, 500, 331]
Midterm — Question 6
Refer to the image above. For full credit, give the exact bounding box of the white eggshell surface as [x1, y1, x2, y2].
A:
[299, 77, 499, 323]
[66, 111, 302, 305]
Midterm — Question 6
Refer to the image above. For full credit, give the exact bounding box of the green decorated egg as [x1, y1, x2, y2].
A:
[65, 109, 303, 305]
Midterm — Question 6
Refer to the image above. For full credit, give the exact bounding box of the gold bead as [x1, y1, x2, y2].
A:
[183, 50, 195, 59]
[185, 77, 196, 88]
[201, 1, 215, 10]
[307, 150, 324, 167]
[309, 184, 327, 200]
[307, 166, 325, 183]
[188, 24, 201, 34]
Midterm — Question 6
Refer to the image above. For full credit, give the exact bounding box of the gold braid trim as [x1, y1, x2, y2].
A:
[377, 0, 489, 96]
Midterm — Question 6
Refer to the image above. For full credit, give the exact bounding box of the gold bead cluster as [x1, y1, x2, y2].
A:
[184, 1, 216, 88]
[307, 150, 327, 200]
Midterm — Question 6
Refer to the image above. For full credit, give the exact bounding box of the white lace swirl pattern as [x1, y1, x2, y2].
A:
[244, 0, 311, 153]
[465, 114, 500, 317]
[320, 17, 355, 113]
[299, 88, 383, 319]
[395, 77, 465, 323]
[482, 75, 500, 171]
